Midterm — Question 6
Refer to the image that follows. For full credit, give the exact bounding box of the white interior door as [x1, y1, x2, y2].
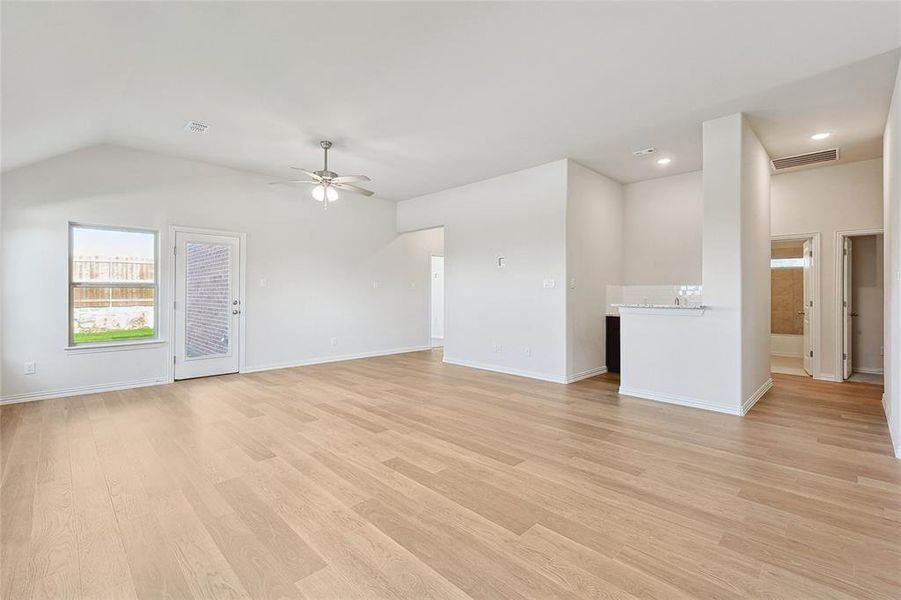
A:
[430, 255, 445, 344]
[174, 231, 241, 380]
[842, 236, 853, 380]
[802, 239, 813, 376]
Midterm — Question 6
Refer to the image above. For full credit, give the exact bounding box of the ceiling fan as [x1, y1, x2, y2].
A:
[270, 140, 374, 209]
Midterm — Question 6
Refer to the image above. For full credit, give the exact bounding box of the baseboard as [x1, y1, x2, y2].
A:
[882, 393, 901, 459]
[0, 376, 171, 406]
[567, 366, 608, 383]
[243, 346, 432, 374]
[814, 373, 840, 382]
[853, 367, 884, 375]
[442, 357, 567, 384]
[618, 385, 743, 415]
[1, 346, 435, 405]
[742, 377, 773, 415]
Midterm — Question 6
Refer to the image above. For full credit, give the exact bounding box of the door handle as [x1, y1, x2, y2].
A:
[232, 309, 241, 315]
[850, 312, 859, 317]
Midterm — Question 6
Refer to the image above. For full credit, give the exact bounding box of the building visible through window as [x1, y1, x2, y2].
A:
[69, 225, 157, 344]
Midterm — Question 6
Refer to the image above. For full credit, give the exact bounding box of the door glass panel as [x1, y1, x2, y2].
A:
[185, 241, 231, 359]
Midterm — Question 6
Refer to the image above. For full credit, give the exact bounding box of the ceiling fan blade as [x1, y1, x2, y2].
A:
[330, 175, 371, 184]
[269, 179, 319, 185]
[332, 183, 375, 197]
[289, 167, 322, 180]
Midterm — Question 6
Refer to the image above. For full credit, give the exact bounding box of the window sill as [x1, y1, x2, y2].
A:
[64, 339, 167, 354]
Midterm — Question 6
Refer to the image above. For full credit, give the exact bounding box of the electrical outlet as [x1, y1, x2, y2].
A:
[409, 282, 416, 290]
[524, 346, 532, 357]
[372, 281, 380, 289]
[24, 361, 36, 375]
[542, 279, 556, 289]
[497, 256, 506, 269]
[330, 337, 337, 347]
[259, 278, 269, 288]
[493, 343, 503, 353]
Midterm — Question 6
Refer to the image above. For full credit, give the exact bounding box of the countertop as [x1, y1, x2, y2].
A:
[607, 304, 707, 316]
[611, 303, 706, 310]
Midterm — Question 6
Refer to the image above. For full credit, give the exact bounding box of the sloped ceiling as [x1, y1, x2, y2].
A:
[2, 1, 899, 199]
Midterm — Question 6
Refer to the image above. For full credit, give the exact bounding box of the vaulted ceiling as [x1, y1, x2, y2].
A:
[2, 1, 899, 199]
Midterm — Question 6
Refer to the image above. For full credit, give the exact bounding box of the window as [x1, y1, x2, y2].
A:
[69, 224, 158, 345]
[770, 257, 807, 269]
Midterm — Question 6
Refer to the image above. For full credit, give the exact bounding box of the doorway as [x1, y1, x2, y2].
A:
[770, 235, 819, 377]
[430, 255, 445, 347]
[172, 228, 245, 380]
[837, 231, 884, 383]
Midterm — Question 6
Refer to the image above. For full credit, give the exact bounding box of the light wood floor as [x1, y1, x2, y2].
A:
[2, 349, 899, 599]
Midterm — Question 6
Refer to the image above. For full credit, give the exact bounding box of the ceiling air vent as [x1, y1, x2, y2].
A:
[771, 148, 839, 171]
[183, 120, 210, 134]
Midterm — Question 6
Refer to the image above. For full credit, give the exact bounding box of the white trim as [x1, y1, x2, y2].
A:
[243, 346, 432, 374]
[1, 377, 170, 406]
[854, 367, 885, 375]
[833, 228, 884, 382]
[64, 340, 167, 354]
[771, 232, 822, 379]
[742, 378, 773, 415]
[618, 386, 743, 415]
[884, 394, 901, 459]
[771, 351, 802, 358]
[68, 222, 162, 348]
[567, 366, 607, 383]
[168, 225, 247, 380]
[442, 357, 567, 384]
[814, 373, 841, 382]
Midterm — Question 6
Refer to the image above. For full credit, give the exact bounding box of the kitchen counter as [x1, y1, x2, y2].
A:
[613, 303, 705, 310]
[612, 303, 706, 316]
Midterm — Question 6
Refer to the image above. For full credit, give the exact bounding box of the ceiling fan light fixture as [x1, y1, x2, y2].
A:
[311, 184, 339, 203]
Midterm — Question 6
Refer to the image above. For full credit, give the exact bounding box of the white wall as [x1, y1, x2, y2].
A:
[620, 113, 771, 414]
[621, 160, 884, 382]
[771, 334, 803, 357]
[740, 116, 772, 402]
[1, 144, 442, 401]
[430, 254, 445, 341]
[397, 160, 569, 382]
[884, 58, 901, 458]
[851, 234, 884, 373]
[622, 171, 703, 285]
[771, 158, 884, 379]
[565, 160, 622, 380]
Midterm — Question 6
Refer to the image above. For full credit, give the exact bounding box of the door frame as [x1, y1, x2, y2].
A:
[167, 225, 247, 382]
[429, 254, 445, 346]
[772, 233, 822, 379]
[834, 228, 883, 381]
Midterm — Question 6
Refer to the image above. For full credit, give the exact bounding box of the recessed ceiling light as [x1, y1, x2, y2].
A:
[656, 157, 672, 165]
[810, 132, 831, 141]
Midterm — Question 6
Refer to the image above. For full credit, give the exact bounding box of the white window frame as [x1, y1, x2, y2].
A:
[770, 257, 807, 269]
[67, 222, 161, 349]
